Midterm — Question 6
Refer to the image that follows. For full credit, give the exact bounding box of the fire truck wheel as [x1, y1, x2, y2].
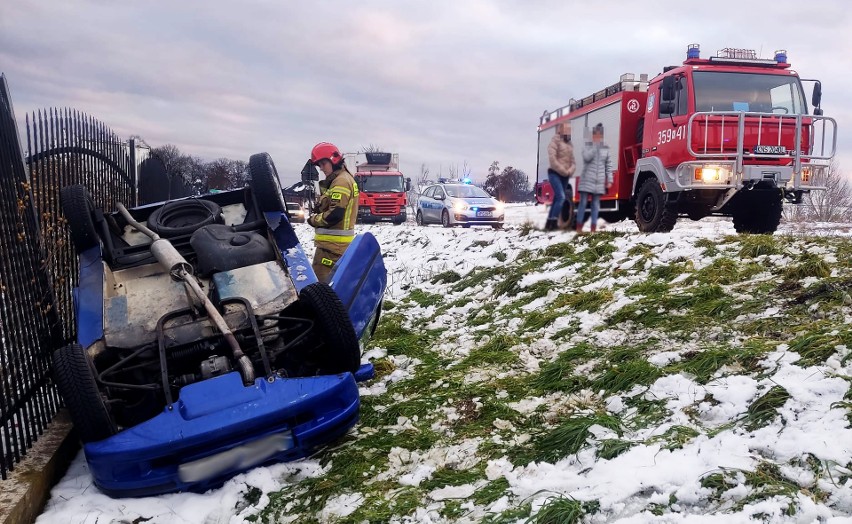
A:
[634, 178, 677, 233]
[416, 211, 424, 226]
[248, 152, 287, 213]
[732, 191, 782, 234]
[441, 210, 452, 228]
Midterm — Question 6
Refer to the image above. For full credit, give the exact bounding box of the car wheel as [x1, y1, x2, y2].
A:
[53, 343, 117, 443]
[299, 282, 360, 374]
[248, 152, 287, 213]
[147, 199, 223, 237]
[60, 185, 99, 252]
[416, 211, 424, 226]
[492, 223, 504, 230]
[441, 210, 452, 228]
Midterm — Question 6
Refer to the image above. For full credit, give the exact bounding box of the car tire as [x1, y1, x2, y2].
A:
[441, 210, 452, 228]
[60, 185, 99, 252]
[416, 211, 424, 226]
[248, 152, 287, 213]
[634, 178, 678, 233]
[299, 282, 360, 374]
[53, 343, 117, 443]
[492, 223, 504, 230]
[147, 199, 223, 237]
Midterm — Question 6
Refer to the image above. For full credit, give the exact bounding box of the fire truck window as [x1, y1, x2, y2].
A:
[693, 71, 807, 114]
[658, 77, 688, 117]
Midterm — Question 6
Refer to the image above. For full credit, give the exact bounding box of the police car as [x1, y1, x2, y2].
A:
[416, 182, 505, 229]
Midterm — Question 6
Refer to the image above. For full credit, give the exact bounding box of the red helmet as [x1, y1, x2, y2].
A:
[310, 142, 342, 165]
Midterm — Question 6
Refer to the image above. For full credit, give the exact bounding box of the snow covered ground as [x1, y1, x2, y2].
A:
[37, 205, 852, 523]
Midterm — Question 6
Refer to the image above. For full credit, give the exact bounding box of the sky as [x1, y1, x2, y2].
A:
[35, 208, 852, 522]
[2, 0, 850, 186]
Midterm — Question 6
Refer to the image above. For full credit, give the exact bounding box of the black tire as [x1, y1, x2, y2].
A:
[53, 343, 116, 443]
[60, 185, 99, 251]
[558, 197, 576, 229]
[441, 210, 452, 228]
[492, 223, 504, 230]
[687, 206, 712, 221]
[248, 152, 287, 213]
[416, 211, 424, 226]
[732, 190, 782, 234]
[634, 178, 678, 232]
[299, 282, 360, 374]
[147, 199, 222, 237]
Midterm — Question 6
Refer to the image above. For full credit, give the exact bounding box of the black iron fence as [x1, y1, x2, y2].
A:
[0, 74, 63, 480]
[0, 73, 139, 479]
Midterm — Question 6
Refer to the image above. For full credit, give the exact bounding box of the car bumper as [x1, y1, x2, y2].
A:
[453, 213, 504, 225]
[84, 371, 360, 497]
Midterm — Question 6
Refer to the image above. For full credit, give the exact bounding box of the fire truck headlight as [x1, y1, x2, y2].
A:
[695, 167, 727, 183]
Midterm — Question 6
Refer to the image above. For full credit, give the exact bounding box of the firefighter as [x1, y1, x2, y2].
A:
[307, 142, 359, 283]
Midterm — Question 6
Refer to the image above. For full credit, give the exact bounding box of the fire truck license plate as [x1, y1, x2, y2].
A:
[476, 211, 493, 217]
[754, 145, 787, 155]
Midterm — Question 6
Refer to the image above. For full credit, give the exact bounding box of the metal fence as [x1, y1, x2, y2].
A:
[0, 72, 138, 479]
[0, 74, 63, 480]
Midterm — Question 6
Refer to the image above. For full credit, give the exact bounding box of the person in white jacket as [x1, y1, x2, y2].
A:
[576, 123, 612, 233]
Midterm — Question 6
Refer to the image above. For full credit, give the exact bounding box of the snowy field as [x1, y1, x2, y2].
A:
[37, 205, 852, 523]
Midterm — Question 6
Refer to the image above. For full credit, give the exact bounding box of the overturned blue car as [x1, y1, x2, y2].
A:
[53, 152, 386, 497]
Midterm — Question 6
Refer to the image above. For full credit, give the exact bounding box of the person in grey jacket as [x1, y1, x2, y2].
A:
[576, 123, 612, 233]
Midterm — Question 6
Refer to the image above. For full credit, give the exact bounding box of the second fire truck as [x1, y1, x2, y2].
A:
[536, 44, 837, 234]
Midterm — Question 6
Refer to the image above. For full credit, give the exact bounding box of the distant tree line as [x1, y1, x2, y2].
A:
[150, 144, 247, 195]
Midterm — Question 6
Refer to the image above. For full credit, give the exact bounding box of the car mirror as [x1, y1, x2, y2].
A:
[659, 101, 675, 115]
[405, 178, 412, 191]
[436, 194, 445, 201]
[661, 76, 676, 101]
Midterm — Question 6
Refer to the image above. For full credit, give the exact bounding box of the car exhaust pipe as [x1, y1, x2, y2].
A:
[116, 203, 256, 385]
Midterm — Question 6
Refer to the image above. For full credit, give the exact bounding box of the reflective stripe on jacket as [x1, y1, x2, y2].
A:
[311, 167, 359, 243]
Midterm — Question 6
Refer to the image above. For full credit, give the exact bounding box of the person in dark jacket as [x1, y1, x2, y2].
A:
[576, 123, 612, 233]
[545, 122, 576, 231]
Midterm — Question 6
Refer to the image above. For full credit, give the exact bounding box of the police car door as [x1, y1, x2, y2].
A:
[421, 186, 437, 222]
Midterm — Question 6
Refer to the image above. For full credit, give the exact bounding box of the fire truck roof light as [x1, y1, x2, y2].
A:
[774, 49, 788, 63]
[686, 44, 700, 59]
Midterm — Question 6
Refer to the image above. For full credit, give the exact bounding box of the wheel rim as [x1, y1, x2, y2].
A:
[640, 193, 657, 223]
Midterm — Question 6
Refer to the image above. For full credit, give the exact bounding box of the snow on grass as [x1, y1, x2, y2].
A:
[37, 206, 852, 523]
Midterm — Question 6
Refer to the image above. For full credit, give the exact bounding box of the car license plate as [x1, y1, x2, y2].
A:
[754, 145, 787, 155]
[381, 217, 392, 221]
[476, 211, 493, 217]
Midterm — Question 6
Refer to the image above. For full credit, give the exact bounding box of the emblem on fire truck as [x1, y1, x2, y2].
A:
[627, 99, 640, 113]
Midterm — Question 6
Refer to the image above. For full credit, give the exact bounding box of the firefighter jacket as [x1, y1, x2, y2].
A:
[547, 134, 576, 178]
[308, 167, 359, 245]
[579, 142, 613, 195]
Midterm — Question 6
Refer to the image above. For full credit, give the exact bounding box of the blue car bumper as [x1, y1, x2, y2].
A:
[84, 371, 360, 497]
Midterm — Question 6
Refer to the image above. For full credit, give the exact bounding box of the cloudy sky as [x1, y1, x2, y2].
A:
[2, 0, 849, 186]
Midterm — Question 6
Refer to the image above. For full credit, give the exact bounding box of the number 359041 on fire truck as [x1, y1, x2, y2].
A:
[535, 44, 838, 234]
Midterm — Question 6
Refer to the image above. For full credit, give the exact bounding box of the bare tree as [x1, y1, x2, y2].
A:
[359, 144, 384, 153]
[783, 161, 852, 223]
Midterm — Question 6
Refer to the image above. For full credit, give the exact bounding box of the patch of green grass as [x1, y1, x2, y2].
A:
[420, 466, 483, 491]
[654, 425, 699, 450]
[482, 503, 532, 524]
[596, 438, 634, 459]
[745, 385, 790, 430]
[624, 397, 669, 431]
[461, 333, 520, 367]
[550, 324, 581, 341]
[522, 310, 561, 332]
[648, 260, 693, 282]
[531, 413, 622, 463]
[738, 235, 780, 258]
[552, 289, 613, 313]
[625, 279, 669, 297]
[383, 299, 396, 310]
[789, 331, 841, 366]
[695, 238, 720, 257]
[592, 359, 661, 394]
[432, 270, 462, 284]
[347, 488, 423, 523]
[494, 272, 524, 296]
[452, 266, 505, 292]
[667, 347, 749, 383]
[736, 462, 801, 513]
[473, 478, 510, 506]
[545, 242, 576, 258]
[782, 252, 831, 280]
[408, 288, 444, 307]
[493, 251, 508, 262]
[534, 344, 594, 393]
[578, 237, 617, 263]
[627, 243, 654, 257]
[530, 496, 590, 524]
[695, 257, 740, 286]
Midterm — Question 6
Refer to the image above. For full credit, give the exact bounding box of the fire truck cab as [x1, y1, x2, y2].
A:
[351, 152, 411, 225]
[536, 45, 837, 234]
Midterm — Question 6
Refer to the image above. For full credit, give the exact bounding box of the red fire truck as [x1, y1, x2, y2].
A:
[535, 45, 837, 233]
[351, 152, 411, 225]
